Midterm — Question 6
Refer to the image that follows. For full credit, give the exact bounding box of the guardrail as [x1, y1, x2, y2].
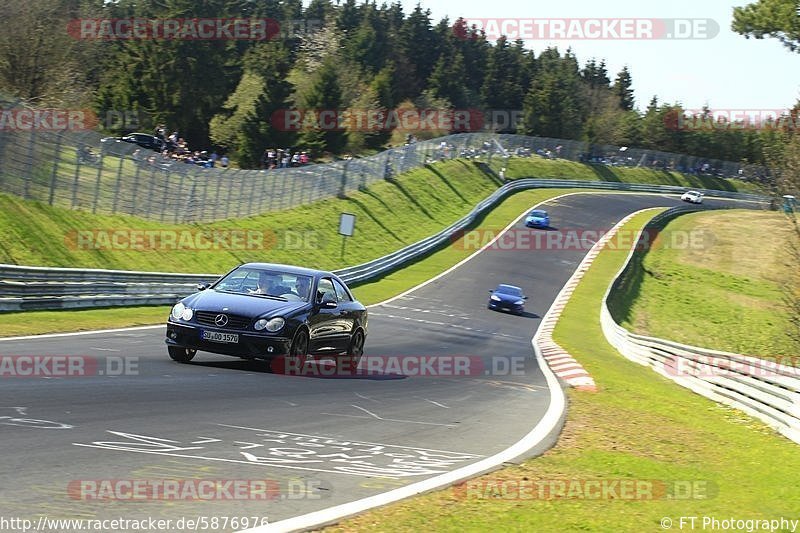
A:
[600, 207, 800, 444]
[0, 181, 770, 312]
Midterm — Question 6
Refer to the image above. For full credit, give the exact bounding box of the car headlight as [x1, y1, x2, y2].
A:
[490, 295, 501, 301]
[255, 317, 285, 332]
[171, 303, 185, 320]
[181, 307, 193, 321]
[515, 300, 525, 305]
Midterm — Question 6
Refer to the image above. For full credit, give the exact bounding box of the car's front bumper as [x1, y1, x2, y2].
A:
[488, 301, 524, 313]
[525, 220, 548, 227]
[165, 322, 292, 359]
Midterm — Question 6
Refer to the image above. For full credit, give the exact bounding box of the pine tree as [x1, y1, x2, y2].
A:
[299, 58, 347, 154]
[613, 66, 635, 111]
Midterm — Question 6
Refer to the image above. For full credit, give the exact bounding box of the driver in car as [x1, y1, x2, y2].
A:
[250, 271, 279, 295]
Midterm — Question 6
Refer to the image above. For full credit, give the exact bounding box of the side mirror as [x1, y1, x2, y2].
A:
[196, 283, 209, 291]
[320, 292, 338, 309]
[523, 296, 529, 300]
[488, 290, 493, 294]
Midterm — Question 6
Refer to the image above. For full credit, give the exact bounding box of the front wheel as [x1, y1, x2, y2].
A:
[168, 346, 196, 363]
[272, 328, 309, 375]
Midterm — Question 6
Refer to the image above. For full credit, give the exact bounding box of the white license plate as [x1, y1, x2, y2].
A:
[202, 330, 239, 343]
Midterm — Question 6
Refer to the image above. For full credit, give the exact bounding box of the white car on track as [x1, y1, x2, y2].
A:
[680, 190, 704, 204]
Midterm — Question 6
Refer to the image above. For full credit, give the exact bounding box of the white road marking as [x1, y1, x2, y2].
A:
[0, 325, 164, 342]
[91, 347, 120, 352]
[1, 407, 27, 415]
[75, 427, 481, 478]
[418, 398, 449, 409]
[321, 412, 457, 428]
[351, 405, 381, 419]
[354, 393, 378, 402]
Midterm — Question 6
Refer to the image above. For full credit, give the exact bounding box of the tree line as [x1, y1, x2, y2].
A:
[0, 0, 797, 175]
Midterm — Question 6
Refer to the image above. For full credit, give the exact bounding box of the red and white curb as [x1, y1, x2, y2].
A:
[535, 211, 647, 392]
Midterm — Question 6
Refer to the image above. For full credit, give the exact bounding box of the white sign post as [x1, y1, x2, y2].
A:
[338, 213, 356, 259]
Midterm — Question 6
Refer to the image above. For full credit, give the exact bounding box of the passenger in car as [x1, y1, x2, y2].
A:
[293, 277, 311, 301]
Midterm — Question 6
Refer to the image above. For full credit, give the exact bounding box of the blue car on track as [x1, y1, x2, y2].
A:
[488, 284, 528, 314]
[525, 209, 550, 228]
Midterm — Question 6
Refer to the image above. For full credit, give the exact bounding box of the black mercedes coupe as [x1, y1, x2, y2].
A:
[165, 263, 367, 372]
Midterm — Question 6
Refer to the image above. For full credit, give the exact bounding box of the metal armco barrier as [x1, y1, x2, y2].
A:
[600, 207, 800, 444]
[0, 181, 769, 312]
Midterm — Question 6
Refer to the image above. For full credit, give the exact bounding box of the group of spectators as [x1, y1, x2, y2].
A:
[151, 124, 229, 169]
[261, 148, 311, 169]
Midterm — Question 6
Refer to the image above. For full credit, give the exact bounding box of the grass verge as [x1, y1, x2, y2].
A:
[321, 210, 800, 532]
[610, 210, 797, 356]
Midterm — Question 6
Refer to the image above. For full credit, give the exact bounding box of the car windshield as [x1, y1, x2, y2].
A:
[496, 285, 522, 296]
[214, 268, 313, 302]
[529, 210, 547, 217]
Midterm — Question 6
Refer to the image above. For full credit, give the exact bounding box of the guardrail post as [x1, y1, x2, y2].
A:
[130, 162, 141, 216]
[111, 154, 125, 214]
[222, 173, 231, 220]
[23, 130, 36, 200]
[175, 172, 186, 223]
[71, 156, 81, 208]
[246, 171, 257, 217]
[212, 173, 221, 220]
[146, 164, 157, 219]
[48, 133, 64, 206]
[264, 172, 275, 213]
[288, 174, 297, 208]
[91, 147, 105, 214]
[338, 160, 349, 198]
[160, 169, 171, 222]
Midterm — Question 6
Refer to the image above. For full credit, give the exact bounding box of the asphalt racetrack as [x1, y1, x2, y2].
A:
[0, 193, 756, 531]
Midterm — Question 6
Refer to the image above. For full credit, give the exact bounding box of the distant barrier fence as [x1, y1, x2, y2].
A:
[601, 207, 800, 444]
[0, 180, 769, 312]
[0, 114, 769, 222]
